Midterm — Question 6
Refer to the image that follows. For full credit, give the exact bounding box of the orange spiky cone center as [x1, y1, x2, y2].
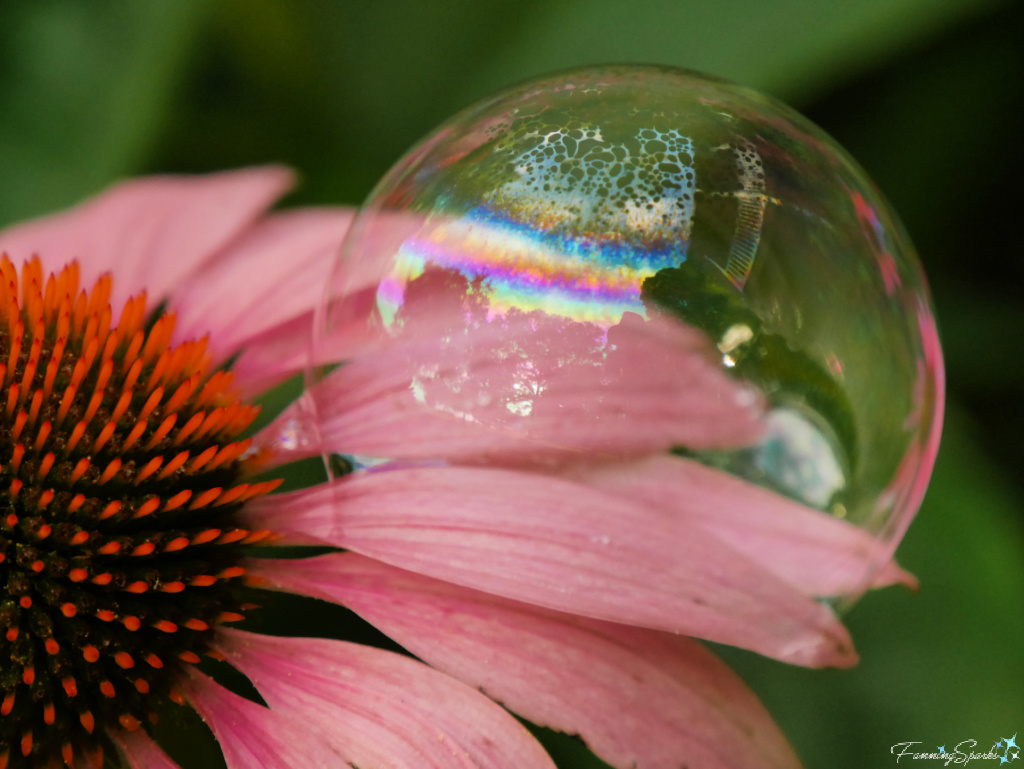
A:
[0, 257, 281, 769]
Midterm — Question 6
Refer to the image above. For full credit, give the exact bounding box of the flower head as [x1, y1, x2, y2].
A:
[0, 168, 926, 769]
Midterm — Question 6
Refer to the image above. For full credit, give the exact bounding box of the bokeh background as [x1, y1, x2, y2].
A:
[1, 1, 1022, 767]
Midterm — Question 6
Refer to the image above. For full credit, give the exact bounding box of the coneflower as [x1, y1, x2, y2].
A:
[0, 167, 932, 769]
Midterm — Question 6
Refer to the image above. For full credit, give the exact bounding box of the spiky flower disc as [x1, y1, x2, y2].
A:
[0, 257, 281, 769]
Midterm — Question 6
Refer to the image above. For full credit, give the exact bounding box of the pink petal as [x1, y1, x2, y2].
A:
[216, 629, 556, 769]
[252, 553, 803, 769]
[263, 309, 763, 465]
[182, 668, 344, 769]
[0, 167, 293, 312]
[228, 315, 318, 397]
[315, 209, 451, 363]
[565, 455, 916, 596]
[169, 208, 353, 391]
[111, 729, 182, 769]
[242, 467, 856, 667]
[223, 204, 400, 400]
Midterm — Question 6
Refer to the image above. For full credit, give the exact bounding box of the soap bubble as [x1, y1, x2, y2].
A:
[311, 65, 943, 601]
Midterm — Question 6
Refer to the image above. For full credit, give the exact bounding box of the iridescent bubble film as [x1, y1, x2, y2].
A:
[315, 65, 944, 599]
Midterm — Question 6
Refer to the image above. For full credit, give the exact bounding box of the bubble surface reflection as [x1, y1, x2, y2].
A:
[312, 65, 944, 600]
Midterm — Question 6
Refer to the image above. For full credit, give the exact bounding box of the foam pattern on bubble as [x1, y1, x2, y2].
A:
[477, 118, 697, 264]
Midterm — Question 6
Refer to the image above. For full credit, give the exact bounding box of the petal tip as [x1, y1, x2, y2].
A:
[779, 620, 859, 669]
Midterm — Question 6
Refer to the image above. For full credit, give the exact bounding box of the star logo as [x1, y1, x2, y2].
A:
[996, 734, 1020, 763]
[938, 746, 946, 754]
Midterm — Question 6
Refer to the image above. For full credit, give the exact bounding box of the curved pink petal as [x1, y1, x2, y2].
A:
[565, 455, 916, 596]
[314, 209, 465, 364]
[169, 208, 353, 390]
[216, 629, 556, 769]
[111, 729, 181, 769]
[261, 310, 763, 466]
[242, 467, 856, 667]
[229, 315, 319, 397]
[252, 553, 803, 769]
[182, 668, 344, 769]
[0, 167, 293, 312]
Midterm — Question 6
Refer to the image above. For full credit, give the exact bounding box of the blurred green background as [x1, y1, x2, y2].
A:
[1, 1, 1022, 767]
